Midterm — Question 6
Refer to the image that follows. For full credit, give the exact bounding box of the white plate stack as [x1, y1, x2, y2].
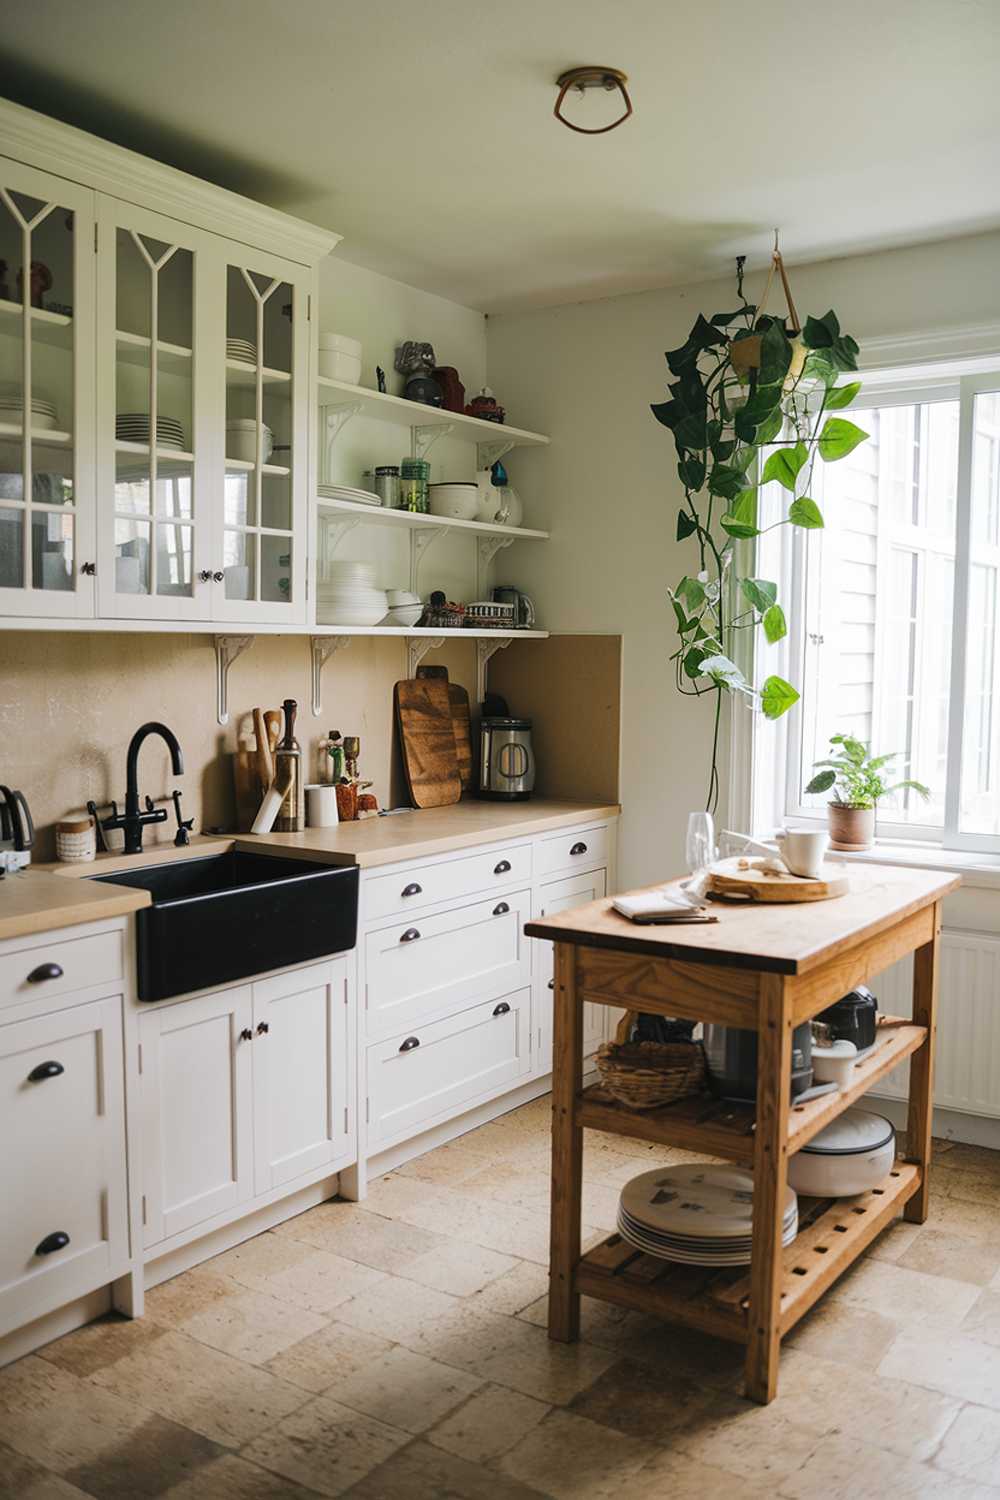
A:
[318, 483, 382, 507]
[0, 389, 59, 431]
[226, 338, 257, 366]
[116, 413, 186, 450]
[617, 1165, 798, 1267]
[317, 560, 387, 626]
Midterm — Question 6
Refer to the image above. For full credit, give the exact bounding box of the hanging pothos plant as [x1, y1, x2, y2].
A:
[651, 253, 868, 811]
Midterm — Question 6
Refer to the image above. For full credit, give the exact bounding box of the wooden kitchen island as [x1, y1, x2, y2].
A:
[524, 863, 959, 1404]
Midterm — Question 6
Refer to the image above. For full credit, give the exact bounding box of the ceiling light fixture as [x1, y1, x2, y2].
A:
[553, 66, 633, 135]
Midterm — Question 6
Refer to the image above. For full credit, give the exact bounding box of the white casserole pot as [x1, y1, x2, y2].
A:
[428, 482, 480, 520]
[318, 332, 362, 384]
[788, 1107, 895, 1198]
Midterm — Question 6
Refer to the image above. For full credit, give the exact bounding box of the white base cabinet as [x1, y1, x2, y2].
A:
[534, 868, 609, 1064]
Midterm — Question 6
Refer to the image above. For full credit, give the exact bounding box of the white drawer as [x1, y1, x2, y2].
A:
[365, 888, 531, 1040]
[367, 988, 531, 1150]
[537, 824, 611, 878]
[0, 996, 129, 1336]
[363, 843, 532, 922]
[534, 868, 609, 1066]
[0, 928, 124, 1011]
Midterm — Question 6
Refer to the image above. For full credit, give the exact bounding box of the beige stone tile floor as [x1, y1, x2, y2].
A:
[3, 1098, 1000, 1497]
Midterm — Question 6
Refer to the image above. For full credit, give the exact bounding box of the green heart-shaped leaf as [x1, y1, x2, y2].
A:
[762, 604, 787, 644]
[740, 577, 778, 612]
[818, 417, 868, 461]
[789, 497, 824, 529]
[823, 381, 861, 411]
[761, 675, 800, 719]
[761, 442, 808, 491]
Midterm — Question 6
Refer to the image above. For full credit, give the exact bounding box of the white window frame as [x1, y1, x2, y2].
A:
[743, 346, 1000, 856]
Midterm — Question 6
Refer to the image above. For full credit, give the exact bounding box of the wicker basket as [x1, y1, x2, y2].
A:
[595, 1039, 707, 1111]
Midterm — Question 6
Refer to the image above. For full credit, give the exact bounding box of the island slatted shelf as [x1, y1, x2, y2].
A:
[524, 863, 959, 1405]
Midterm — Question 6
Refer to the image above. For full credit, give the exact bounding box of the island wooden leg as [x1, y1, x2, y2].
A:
[904, 901, 941, 1224]
[549, 941, 583, 1343]
[745, 972, 792, 1404]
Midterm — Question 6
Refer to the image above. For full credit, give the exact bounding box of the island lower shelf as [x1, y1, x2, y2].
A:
[576, 1160, 920, 1344]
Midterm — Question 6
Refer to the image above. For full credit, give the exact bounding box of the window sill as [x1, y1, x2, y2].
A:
[829, 841, 1000, 891]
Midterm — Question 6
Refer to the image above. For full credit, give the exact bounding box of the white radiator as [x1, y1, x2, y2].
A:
[867, 931, 1000, 1118]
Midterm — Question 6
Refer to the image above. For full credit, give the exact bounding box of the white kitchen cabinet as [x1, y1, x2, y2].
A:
[0, 156, 96, 619]
[96, 195, 310, 624]
[252, 958, 352, 1194]
[139, 984, 255, 1245]
[0, 995, 128, 1336]
[534, 867, 609, 1066]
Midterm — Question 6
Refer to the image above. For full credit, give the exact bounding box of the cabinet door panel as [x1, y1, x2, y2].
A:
[535, 868, 608, 1067]
[140, 986, 253, 1245]
[0, 996, 127, 1335]
[0, 155, 96, 619]
[252, 958, 351, 1194]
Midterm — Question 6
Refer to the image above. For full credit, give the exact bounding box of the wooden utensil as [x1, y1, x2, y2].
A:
[394, 677, 462, 808]
[707, 856, 850, 903]
[417, 665, 473, 793]
[252, 707, 272, 790]
[264, 709, 282, 760]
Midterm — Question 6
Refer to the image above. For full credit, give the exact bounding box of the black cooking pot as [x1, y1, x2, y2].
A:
[817, 986, 879, 1052]
[702, 1021, 813, 1102]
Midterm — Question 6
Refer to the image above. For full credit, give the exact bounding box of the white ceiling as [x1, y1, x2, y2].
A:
[3, 0, 999, 312]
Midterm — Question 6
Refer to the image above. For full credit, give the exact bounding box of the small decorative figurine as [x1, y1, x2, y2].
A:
[17, 260, 53, 310]
[432, 366, 465, 414]
[376, 365, 387, 393]
[394, 341, 443, 406]
[465, 386, 506, 424]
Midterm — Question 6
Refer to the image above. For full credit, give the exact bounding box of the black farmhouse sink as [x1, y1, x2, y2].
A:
[92, 851, 358, 1002]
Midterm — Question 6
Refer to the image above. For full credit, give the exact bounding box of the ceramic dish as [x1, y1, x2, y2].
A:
[787, 1107, 895, 1197]
[382, 604, 422, 627]
[619, 1164, 797, 1240]
[428, 482, 480, 521]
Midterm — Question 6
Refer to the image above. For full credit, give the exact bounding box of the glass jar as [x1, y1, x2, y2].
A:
[374, 465, 400, 508]
[399, 457, 430, 513]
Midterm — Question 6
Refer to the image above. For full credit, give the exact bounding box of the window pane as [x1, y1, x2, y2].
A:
[958, 388, 1000, 836]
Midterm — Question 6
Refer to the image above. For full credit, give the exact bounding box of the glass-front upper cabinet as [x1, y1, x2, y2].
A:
[0, 159, 95, 618]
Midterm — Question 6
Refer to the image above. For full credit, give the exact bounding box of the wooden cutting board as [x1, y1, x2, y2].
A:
[395, 677, 462, 808]
[707, 856, 850, 903]
[416, 666, 473, 793]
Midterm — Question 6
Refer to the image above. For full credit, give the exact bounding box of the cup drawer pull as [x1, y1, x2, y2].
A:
[493, 1001, 511, 1017]
[28, 1060, 65, 1083]
[35, 1231, 70, 1257]
[493, 902, 510, 917]
[570, 841, 588, 856]
[401, 882, 422, 898]
[27, 962, 64, 984]
[547, 979, 555, 990]
[493, 860, 511, 875]
[400, 928, 421, 944]
[399, 1036, 420, 1053]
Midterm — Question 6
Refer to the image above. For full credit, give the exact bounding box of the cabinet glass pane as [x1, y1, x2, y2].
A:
[223, 530, 255, 601]
[261, 474, 290, 532]
[156, 461, 193, 520]
[114, 517, 150, 595]
[157, 521, 193, 596]
[261, 535, 291, 603]
[0, 183, 77, 595]
[225, 470, 255, 528]
[115, 458, 151, 516]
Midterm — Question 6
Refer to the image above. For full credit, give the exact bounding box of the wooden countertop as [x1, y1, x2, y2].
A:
[0, 868, 150, 943]
[525, 864, 959, 975]
[11, 800, 618, 942]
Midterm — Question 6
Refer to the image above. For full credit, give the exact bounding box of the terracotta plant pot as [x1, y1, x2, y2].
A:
[827, 803, 875, 851]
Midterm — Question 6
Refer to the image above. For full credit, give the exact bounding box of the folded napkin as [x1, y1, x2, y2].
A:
[613, 888, 706, 922]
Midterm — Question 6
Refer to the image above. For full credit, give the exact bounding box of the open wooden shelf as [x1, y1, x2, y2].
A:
[316, 376, 549, 449]
[318, 493, 548, 542]
[577, 1018, 926, 1166]
[576, 1161, 920, 1344]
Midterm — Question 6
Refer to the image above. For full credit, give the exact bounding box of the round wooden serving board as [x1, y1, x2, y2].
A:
[707, 856, 850, 903]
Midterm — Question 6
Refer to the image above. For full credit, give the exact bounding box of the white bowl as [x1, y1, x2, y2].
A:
[386, 589, 421, 606]
[227, 431, 273, 463]
[319, 350, 362, 383]
[382, 604, 422, 627]
[319, 332, 362, 356]
[812, 1039, 857, 1089]
[428, 482, 480, 521]
[788, 1108, 895, 1197]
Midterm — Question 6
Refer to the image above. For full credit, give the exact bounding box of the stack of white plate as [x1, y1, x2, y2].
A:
[0, 389, 59, 431]
[116, 413, 186, 450]
[226, 338, 257, 365]
[318, 560, 387, 626]
[226, 419, 273, 463]
[382, 589, 422, 627]
[318, 483, 381, 507]
[617, 1165, 798, 1267]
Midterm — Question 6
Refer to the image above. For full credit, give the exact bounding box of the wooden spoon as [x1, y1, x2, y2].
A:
[252, 708, 272, 791]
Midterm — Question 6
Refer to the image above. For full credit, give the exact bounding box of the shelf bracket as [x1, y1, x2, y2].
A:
[318, 514, 362, 577]
[319, 402, 365, 483]
[412, 422, 453, 461]
[310, 635, 352, 717]
[477, 436, 516, 470]
[409, 525, 452, 594]
[476, 635, 512, 703]
[476, 534, 514, 596]
[406, 635, 446, 677]
[214, 635, 254, 727]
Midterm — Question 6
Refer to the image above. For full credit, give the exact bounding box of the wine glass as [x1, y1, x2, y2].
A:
[685, 811, 716, 879]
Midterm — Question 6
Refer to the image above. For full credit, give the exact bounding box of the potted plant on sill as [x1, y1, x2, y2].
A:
[805, 733, 931, 849]
[651, 246, 869, 812]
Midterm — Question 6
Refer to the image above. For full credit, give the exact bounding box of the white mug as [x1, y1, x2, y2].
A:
[774, 828, 829, 879]
[305, 783, 339, 828]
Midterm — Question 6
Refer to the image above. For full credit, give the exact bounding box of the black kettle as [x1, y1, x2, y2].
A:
[817, 986, 879, 1052]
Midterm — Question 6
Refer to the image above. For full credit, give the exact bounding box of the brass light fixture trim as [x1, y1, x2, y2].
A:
[554, 66, 633, 135]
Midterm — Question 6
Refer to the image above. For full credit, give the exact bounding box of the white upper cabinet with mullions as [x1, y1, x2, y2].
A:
[0, 100, 335, 627]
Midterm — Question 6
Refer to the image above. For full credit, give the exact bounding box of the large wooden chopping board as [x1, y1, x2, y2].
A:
[395, 677, 462, 808]
[707, 856, 850, 903]
[416, 665, 473, 792]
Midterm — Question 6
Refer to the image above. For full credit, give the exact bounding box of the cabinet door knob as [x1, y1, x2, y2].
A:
[199, 569, 213, 582]
[493, 860, 511, 875]
[256, 1021, 270, 1036]
[80, 561, 96, 576]
[399, 928, 421, 944]
[399, 1036, 420, 1053]
[239, 1027, 254, 1042]
[35, 1231, 70, 1256]
[547, 979, 555, 990]
[27, 962, 63, 984]
[493, 1001, 511, 1017]
[28, 1060, 65, 1083]
[401, 882, 422, 898]
[493, 902, 510, 917]
[213, 570, 225, 583]
[570, 841, 588, 856]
